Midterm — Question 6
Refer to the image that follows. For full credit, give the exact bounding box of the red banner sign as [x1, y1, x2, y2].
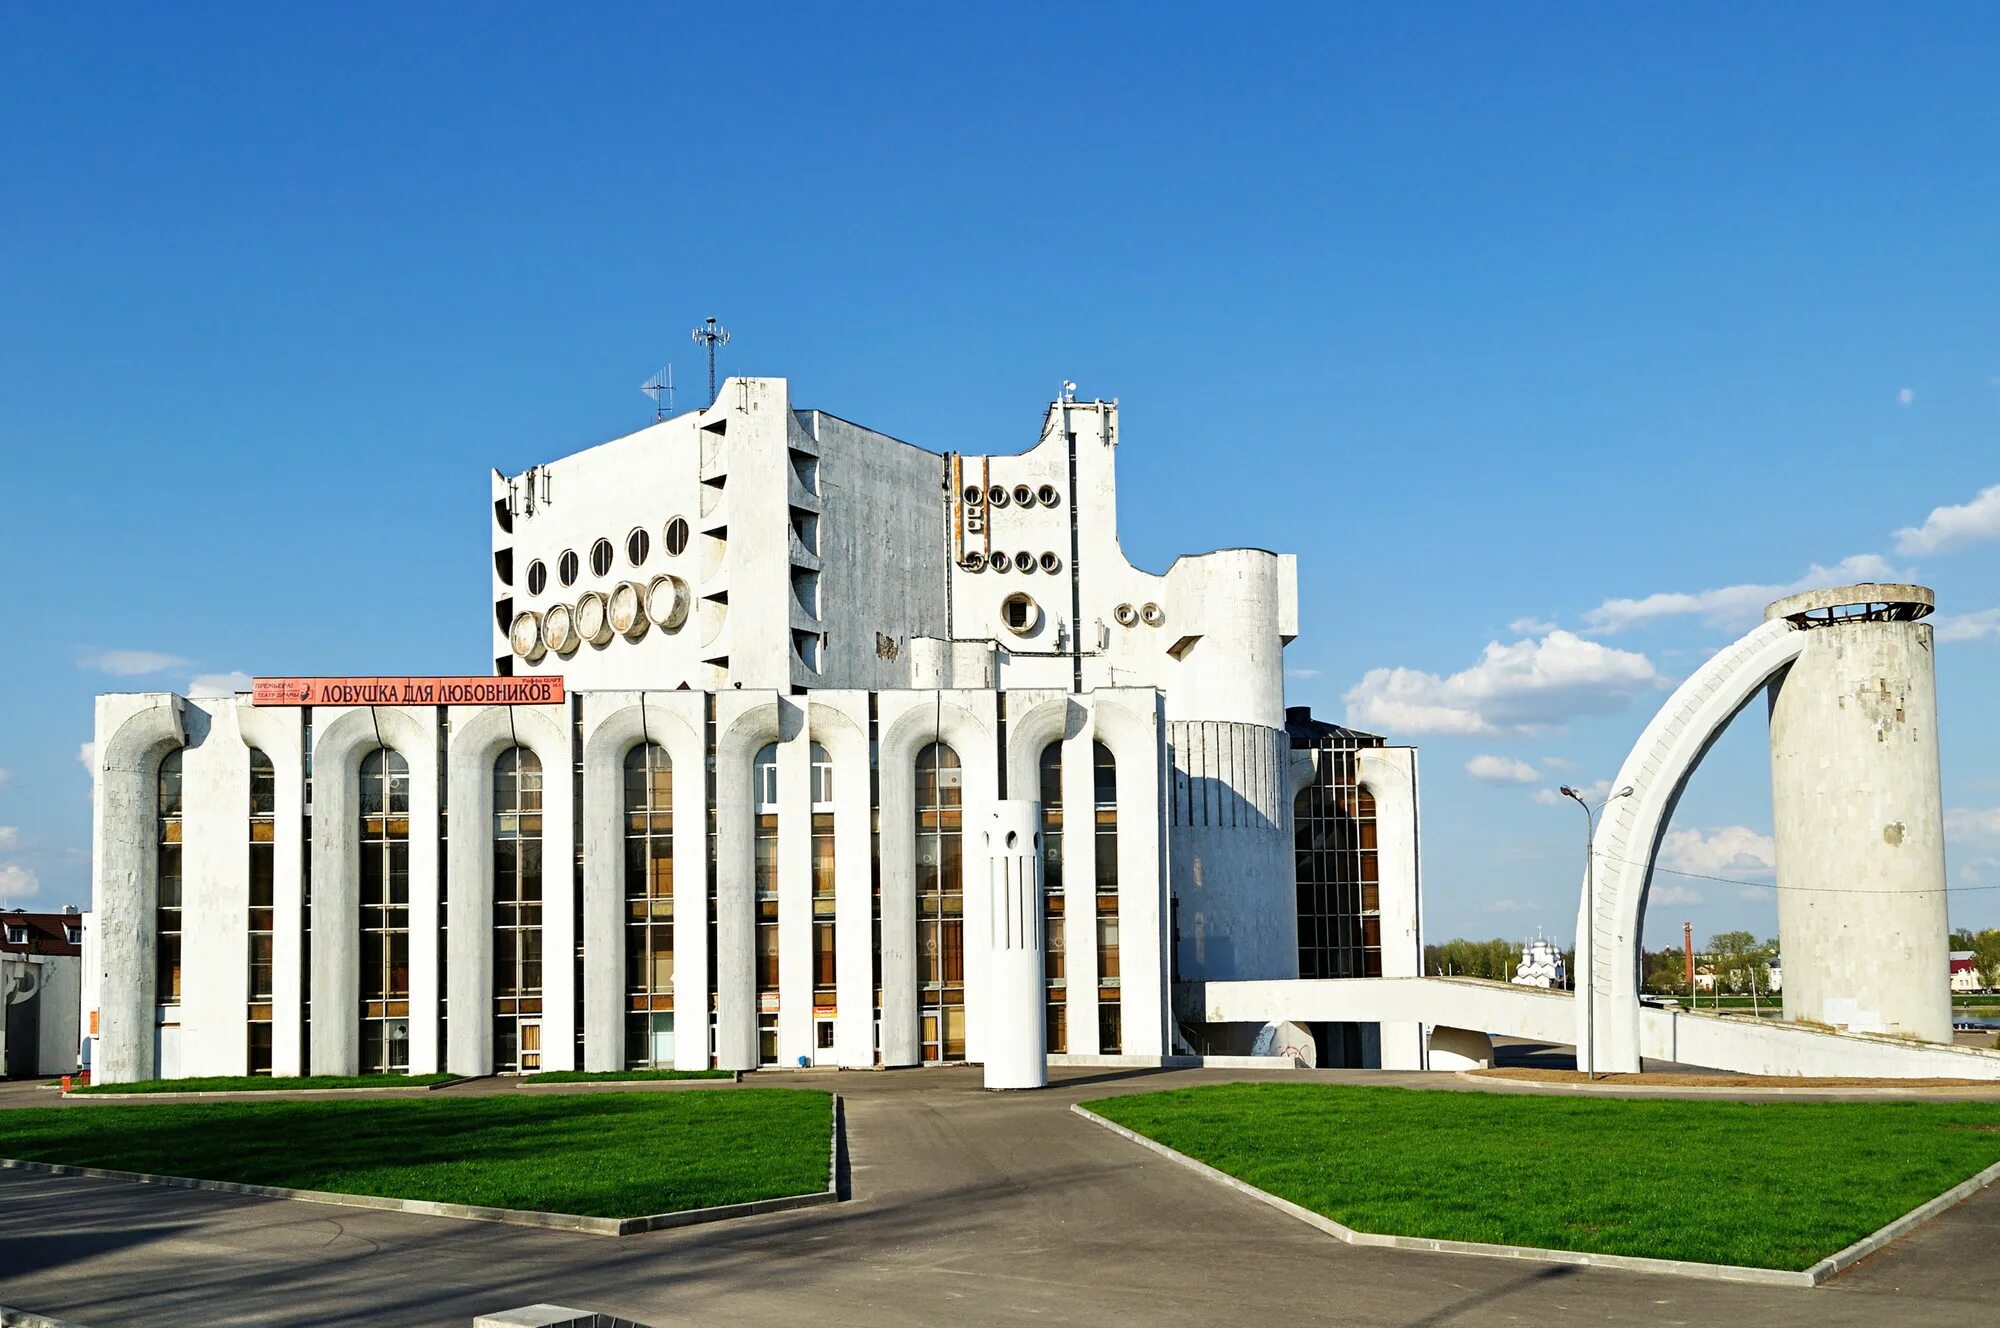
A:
[251, 676, 565, 707]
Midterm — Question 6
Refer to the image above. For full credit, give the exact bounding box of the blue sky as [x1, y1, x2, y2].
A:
[4, 5, 1997, 949]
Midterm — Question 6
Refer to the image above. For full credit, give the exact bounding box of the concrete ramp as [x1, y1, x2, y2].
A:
[1194, 977, 2000, 1079]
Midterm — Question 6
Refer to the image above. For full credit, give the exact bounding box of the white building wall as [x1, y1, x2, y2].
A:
[179, 699, 250, 1076]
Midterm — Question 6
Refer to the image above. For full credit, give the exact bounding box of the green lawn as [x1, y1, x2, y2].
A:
[1, 1089, 831, 1217]
[1086, 1083, 2000, 1270]
[523, 1069, 735, 1084]
[72, 1074, 458, 1095]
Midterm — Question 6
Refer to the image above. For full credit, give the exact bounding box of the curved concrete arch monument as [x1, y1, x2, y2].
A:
[1575, 583, 1945, 1072]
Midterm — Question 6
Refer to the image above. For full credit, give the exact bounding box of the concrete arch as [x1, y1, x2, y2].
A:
[92, 695, 186, 1083]
[1575, 616, 1806, 1072]
[237, 705, 306, 1074]
[308, 706, 439, 1076]
[1004, 695, 1081, 797]
[879, 698, 997, 1066]
[714, 696, 788, 1069]
[803, 697, 875, 1066]
[580, 694, 705, 1071]
[444, 703, 573, 1075]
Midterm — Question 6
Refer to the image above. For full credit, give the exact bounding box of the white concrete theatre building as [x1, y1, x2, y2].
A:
[89, 377, 1422, 1082]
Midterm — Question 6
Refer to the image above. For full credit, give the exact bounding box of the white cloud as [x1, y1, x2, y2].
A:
[1484, 899, 1537, 913]
[1533, 778, 1611, 807]
[1343, 631, 1665, 737]
[1466, 754, 1541, 785]
[0, 864, 38, 904]
[1898, 387, 1915, 406]
[78, 648, 192, 677]
[1948, 807, 2000, 840]
[1895, 484, 2000, 555]
[1652, 883, 1707, 906]
[0, 827, 17, 850]
[1542, 755, 1577, 771]
[1283, 667, 1322, 681]
[1508, 617, 1558, 636]
[1583, 554, 1902, 634]
[1935, 609, 2000, 643]
[77, 742, 96, 777]
[188, 670, 254, 697]
[1658, 825, 1777, 880]
[1959, 858, 2000, 886]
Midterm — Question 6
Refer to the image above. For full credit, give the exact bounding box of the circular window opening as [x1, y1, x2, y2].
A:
[526, 560, 547, 595]
[1016, 550, 1034, 572]
[987, 484, 1010, 508]
[664, 517, 690, 557]
[590, 539, 614, 578]
[1114, 602, 1138, 627]
[962, 484, 983, 506]
[1000, 592, 1039, 636]
[990, 551, 1013, 573]
[1039, 551, 1061, 573]
[961, 552, 987, 572]
[1141, 601, 1165, 627]
[1037, 484, 1058, 507]
[626, 527, 650, 567]
[557, 550, 579, 587]
[1013, 484, 1033, 507]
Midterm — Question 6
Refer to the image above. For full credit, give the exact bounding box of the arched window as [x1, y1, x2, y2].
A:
[915, 742, 965, 1062]
[810, 743, 835, 1017]
[358, 747, 411, 1074]
[1039, 742, 1066, 1053]
[493, 747, 544, 1073]
[623, 743, 674, 1068]
[753, 742, 780, 1065]
[156, 750, 184, 1007]
[1093, 741, 1120, 1054]
[248, 749, 275, 1073]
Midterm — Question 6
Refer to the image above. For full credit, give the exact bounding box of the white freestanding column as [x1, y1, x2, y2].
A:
[983, 800, 1046, 1090]
[1767, 584, 1950, 1043]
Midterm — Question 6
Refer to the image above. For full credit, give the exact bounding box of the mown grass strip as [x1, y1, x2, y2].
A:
[523, 1069, 734, 1083]
[1, 1089, 831, 1218]
[1086, 1083, 2000, 1270]
[71, 1074, 458, 1095]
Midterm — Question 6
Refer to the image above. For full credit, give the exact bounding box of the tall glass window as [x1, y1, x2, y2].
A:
[810, 743, 835, 1012]
[754, 742, 780, 1066]
[248, 750, 275, 1073]
[1293, 739, 1382, 979]
[156, 750, 184, 1006]
[915, 742, 965, 1062]
[1093, 741, 1120, 1054]
[492, 747, 544, 1072]
[624, 742, 675, 1067]
[358, 747, 411, 1073]
[1039, 742, 1066, 1053]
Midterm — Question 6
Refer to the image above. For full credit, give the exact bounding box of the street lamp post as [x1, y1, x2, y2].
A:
[1561, 783, 1632, 1080]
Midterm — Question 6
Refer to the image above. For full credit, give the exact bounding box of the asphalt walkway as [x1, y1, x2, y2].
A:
[3, 1066, 1999, 1326]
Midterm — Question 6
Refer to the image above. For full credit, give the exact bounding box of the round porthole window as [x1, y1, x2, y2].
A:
[990, 551, 1013, 573]
[1016, 550, 1034, 572]
[1000, 592, 1039, 636]
[1013, 484, 1033, 507]
[1114, 603, 1138, 627]
[987, 484, 1010, 508]
[558, 550, 579, 587]
[526, 560, 547, 596]
[590, 539, 615, 578]
[664, 517, 690, 557]
[1039, 551, 1061, 573]
[1141, 602, 1165, 627]
[1037, 484, 1059, 507]
[626, 527, 650, 567]
[962, 484, 983, 506]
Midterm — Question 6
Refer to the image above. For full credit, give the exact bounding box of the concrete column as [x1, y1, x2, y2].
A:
[983, 801, 1046, 1089]
[1060, 727, 1099, 1054]
[714, 693, 781, 1071]
[776, 727, 812, 1067]
[1767, 585, 1950, 1043]
[1360, 745, 1425, 1070]
[180, 701, 249, 1077]
[813, 697, 875, 1068]
[240, 705, 305, 1076]
[91, 695, 184, 1084]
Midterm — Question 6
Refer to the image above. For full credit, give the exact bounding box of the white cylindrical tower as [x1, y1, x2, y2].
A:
[1766, 584, 1949, 1043]
[982, 800, 1047, 1089]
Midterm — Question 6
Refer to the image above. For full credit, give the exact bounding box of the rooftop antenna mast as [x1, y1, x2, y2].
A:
[692, 316, 730, 405]
[643, 364, 675, 422]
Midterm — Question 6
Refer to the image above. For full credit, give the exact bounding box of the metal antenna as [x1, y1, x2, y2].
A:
[691, 317, 730, 405]
[643, 364, 675, 422]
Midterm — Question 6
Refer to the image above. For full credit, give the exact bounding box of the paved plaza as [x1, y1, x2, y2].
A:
[4, 1065, 2000, 1326]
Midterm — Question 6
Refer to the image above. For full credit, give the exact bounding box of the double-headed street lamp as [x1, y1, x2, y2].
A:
[1561, 783, 1632, 1080]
